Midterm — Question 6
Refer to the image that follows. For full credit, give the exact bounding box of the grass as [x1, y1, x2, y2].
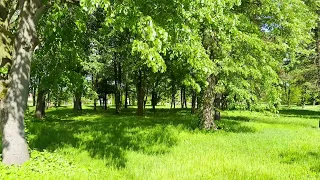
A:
[0, 105, 320, 179]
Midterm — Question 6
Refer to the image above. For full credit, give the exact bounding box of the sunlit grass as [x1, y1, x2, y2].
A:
[1, 105, 320, 179]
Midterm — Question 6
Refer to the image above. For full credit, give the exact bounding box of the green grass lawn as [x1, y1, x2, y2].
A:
[1, 106, 320, 179]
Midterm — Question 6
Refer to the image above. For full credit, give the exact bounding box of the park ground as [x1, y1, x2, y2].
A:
[0, 105, 320, 179]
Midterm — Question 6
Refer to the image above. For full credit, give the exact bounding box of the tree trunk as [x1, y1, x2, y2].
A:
[73, 92, 82, 112]
[94, 99, 97, 111]
[143, 88, 148, 109]
[214, 93, 221, 121]
[35, 90, 46, 119]
[315, 16, 320, 106]
[125, 82, 129, 108]
[92, 75, 97, 111]
[103, 93, 107, 110]
[191, 90, 196, 114]
[199, 74, 217, 130]
[180, 87, 184, 109]
[171, 86, 176, 109]
[114, 60, 121, 114]
[32, 86, 36, 106]
[1, 0, 43, 165]
[152, 90, 157, 112]
[46, 91, 50, 109]
[136, 70, 145, 116]
[183, 87, 187, 108]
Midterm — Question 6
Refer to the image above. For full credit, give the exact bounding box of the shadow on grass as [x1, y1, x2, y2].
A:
[279, 151, 320, 173]
[216, 120, 256, 133]
[279, 109, 320, 119]
[25, 108, 194, 169]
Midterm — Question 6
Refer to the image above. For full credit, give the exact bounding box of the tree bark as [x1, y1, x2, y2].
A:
[214, 93, 221, 121]
[73, 92, 82, 112]
[136, 70, 145, 116]
[1, 0, 43, 165]
[35, 90, 46, 119]
[199, 74, 217, 130]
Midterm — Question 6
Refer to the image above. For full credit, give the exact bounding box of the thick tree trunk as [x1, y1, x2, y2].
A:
[136, 70, 145, 116]
[1, 0, 43, 165]
[35, 90, 46, 119]
[191, 90, 197, 114]
[199, 74, 217, 130]
[73, 92, 82, 112]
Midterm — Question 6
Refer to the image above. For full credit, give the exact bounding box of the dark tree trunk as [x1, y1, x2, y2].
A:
[191, 90, 197, 114]
[171, 86, 176, 109]
[1, 0, 44, 165]
[73, 92, 82, 112]
[114, 60, 121, 114]
[136, 70, 145, 116]
[152, 90, 157, 112]
[32, 86, 36, 106]
[144, 89, 148, 109]
[35, 90, 46, 119]
[103, 93, 107, 110]
[315, 16, 320, 105]
[94, 99, 97, 111]
[180, 87, 184, 109]
[199, 74, 217, 130]
[92, 75, 97, 111]
[197, 96, 201, 109]
[183, 87, 187, 108]
[125, 82, 129, 108]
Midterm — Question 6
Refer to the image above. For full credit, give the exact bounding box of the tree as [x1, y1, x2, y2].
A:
[0, 0, 81, 165]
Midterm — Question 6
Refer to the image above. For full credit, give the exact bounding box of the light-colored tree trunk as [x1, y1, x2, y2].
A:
[1, 0, 43, 165]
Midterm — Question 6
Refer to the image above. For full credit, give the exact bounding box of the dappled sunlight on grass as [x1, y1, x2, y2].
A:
[1, 106, 320, 179]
